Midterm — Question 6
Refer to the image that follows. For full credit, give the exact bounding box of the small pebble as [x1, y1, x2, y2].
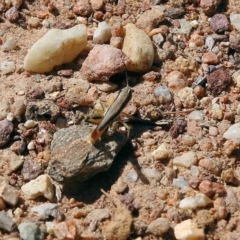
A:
[205, 35, 215, 51]
[27, 17, 41, 28]
[5, 7, 19, 22]
[198, 158, 221, 176]
[46, 221, 55, 234]
[210, 14, 229, 33]
[200, 0, 221, 16]
[174, 19, 192, 36]
[0, 182, 19, 207]
[24, 120, 38, 129]
[182, 134, 196, 147]
[32, 203, 61, 220]
[229, 30, 240, 52]
[54, 221, 77, 240]
[151, 143, 169, 161]
[14, 207, 23, 217]
[147, 218, 170, 236]
[166, 71, 187, 92]
[122, 23, 154, 72]
[21, 174, 54, 200]
[193, 85, 205, 99]
[136, 6, 165, 32]
[27, 141, 35, 151]
[199, 180, 225, 197]
[191, 165, 200, 177]
[81, 44, 128, 81]
[1, 38, 17, 52]
[213, 197, 228, 220]
[73, 0, 93, 16]
[90, 0, 104, 10]
[172, 176, 189, 192]
[85, 209, 110, 223]
[141, 168, 162, 181]
[93, 81, 118, 92]
[201, 52, 218, 64]
[179, 193, 212, 210]
[190, 20, 199, 28]
[126, 170, 138, 183]
[173, 151, 197, 168]
[189, 33, 204, 48]
[6, 112, 14, 122]
[221, 169, 238, 185]
[0, 211, 16, 232]
[178, 87, 197, 108]
[93, 21, 111, 44]
[154, 85, 172, 103]
[211, 103, 222, 120]
[143, 71, 160, 82]
[18, 222, 44, 240]
[188, 110, 204, 121]
[0, 61, 15, 75]
[157, 189, 168, 200]
[223, 123, 240, 145]
[209, 126, 218, 136]
[0, 101, 10, 120]
[18, 90, 25, 96]
[207, 68, 232, 96]
[174, 219, 205, 240]
[230, 13, 240, 32]
[0, 120, 13, 147]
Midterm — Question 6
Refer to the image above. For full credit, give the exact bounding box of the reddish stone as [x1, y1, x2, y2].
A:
[5, 7, 19, 22]
[210, 14, 229, 33]
[80, 44, 129, 81]
[200, 0, 221, 16]
[73, 0, 93, 17]
[207, 68, 232, 96]
[202, 52, 218, 64]
[199, 180, 226, 197]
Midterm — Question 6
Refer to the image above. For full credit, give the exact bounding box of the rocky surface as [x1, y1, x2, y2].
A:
[0, 0, 240, 239]
[48, 124, 128, 182]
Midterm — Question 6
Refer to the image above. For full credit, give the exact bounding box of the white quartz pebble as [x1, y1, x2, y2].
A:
[24, 24, 87, 73]
[0, 61, 15, 75]
[93, 21, 112, 44]
[223, 123, 240, 145]
[24, 120, 38, 129]
[179, 193, 212, 210]
[1, 38, 17, 51]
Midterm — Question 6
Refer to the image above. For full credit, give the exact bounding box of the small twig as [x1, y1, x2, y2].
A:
[101, 189, 117, 207]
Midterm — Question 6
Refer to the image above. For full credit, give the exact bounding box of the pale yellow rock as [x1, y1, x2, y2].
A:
[21, 174, 54, 200]
[24, 24, 87, 73]
[152, 143, 169, 160]
[174, 219, 205, 240]
[122, 23, 154, 72]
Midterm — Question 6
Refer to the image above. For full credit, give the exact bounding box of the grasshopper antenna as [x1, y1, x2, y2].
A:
[123, 62, 129, 87]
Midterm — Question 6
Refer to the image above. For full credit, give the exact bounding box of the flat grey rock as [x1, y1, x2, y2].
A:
[47, 124, 127, 183]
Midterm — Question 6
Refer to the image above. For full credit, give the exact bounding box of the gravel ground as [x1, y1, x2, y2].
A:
[0, 0, 240, 239]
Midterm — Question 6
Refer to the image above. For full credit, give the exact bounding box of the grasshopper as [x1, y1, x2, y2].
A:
[86, 67, 132, 144]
